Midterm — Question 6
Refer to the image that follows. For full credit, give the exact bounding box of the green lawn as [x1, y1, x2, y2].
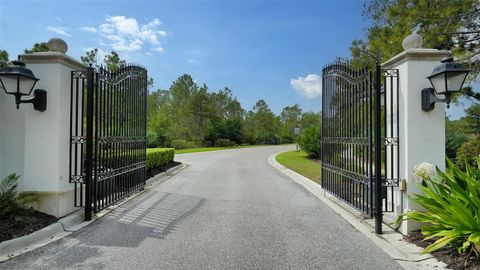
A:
[276, 150, 321, 183]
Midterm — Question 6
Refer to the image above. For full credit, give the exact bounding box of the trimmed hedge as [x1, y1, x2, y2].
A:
[146, 148, 175, 170]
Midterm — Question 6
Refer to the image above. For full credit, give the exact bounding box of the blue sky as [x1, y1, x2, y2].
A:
[0, 0, 475, 118]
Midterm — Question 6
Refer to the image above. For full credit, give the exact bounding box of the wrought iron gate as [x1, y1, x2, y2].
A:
[70, 65, 148, 220]
[321, 61, 399, 233]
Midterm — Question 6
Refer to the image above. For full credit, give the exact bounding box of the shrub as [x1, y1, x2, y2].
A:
[215, 138, 234, 147]
[0, 173, 36, 218]
[297, 126, 321, 158]
[186, 141, 198, 149]
[147, 131, 159, 148]
[146, 148, 175, 170]
[456, 136, 480, 169]
[396, 158, 480, 257]
[171, 139, 187, 149]
[446, 131, 471, 160]
[263, 134, 281, 145]
[203, 140, 213, 147]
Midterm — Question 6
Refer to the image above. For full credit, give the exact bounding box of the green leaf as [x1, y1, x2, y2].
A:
[468, 232, 480, 244]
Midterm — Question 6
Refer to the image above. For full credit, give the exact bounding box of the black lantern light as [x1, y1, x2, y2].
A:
[0, 57, 47, 111]
[421, 56, 469, 111]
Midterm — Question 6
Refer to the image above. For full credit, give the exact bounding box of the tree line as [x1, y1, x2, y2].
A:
[147, 73, 321, 149]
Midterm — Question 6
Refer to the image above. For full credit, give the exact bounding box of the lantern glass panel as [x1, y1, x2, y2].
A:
[428, 73, 447, 94]
[0, 74, 19, 94]
[446, 72, 468, 92]
[18, 75, 37, 95]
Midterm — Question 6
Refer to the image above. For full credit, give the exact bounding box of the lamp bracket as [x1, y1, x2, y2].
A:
[15, 89, 47, 111]
[421, 88, 446, 111]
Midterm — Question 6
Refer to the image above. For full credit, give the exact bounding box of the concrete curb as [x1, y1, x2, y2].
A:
[0, 163, 186, 262]
[146, 163, 187, 187]
[267, 152, 449, 270]
[0, 209, 84, 262]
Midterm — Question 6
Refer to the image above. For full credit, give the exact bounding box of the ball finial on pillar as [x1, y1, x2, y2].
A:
[47, 38, 68, 53]
[402, 33, 423, 50]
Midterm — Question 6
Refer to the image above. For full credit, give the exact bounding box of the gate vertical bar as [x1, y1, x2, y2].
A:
[374, 63, 382, 234]
[84, 65, 95, 221]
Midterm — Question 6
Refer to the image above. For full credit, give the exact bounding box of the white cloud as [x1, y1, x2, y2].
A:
[158, 30, 167, 37]
[46, 26, 72, 37]
[94, 15, 166, 52]
[152, 46, 164, 52]
[290, 74, 322, 99]
[80, 27, 97, 33]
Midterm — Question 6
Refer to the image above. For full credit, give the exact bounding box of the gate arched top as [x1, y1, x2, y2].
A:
[322, 61, 369, 84]
[98, 64, 148, 86]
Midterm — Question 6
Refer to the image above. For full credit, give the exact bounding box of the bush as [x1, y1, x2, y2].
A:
[297, 126, 321, 158]
[456, 136, 480, 169]
[396, 158, 480, 256]
[203, 140, 213, 147]
[171, 139, 187, 149]
[186, 141, 198, 149]
[0, 173, 36, 218]
[263, 134, 281, 145]
[147, 131, 159, 148]
[146, 148, 175, 170]
[215, 138, 234, 147]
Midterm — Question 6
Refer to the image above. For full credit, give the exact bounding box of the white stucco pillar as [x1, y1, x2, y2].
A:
[382, 45, 449, 234]
[16, 38, 86, 217]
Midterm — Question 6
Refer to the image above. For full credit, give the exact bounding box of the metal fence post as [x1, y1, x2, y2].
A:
[374, 63, 383, 234]
[84, 65, 94, 221]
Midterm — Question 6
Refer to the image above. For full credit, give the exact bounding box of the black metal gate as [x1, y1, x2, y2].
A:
[321, 61, 399, 234]
[70, 64, 148, 220]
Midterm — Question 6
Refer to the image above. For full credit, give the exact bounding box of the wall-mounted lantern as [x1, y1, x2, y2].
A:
[421, 56, 469, 111]
[0, 58, 47, 111]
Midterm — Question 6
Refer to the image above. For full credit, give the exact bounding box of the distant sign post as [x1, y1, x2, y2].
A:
[294, 124, 301, 150]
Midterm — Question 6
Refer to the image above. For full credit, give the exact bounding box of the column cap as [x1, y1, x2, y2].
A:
[21, 52, 86, 71]
[382, 48, 449, 69]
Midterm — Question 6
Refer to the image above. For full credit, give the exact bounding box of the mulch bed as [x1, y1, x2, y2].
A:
[0, 209, 58, 243]
[146, 161, 181, 179]
[405, 230, 480, 270]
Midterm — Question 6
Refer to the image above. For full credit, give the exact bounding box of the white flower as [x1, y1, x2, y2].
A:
[412, 162, 435, 180]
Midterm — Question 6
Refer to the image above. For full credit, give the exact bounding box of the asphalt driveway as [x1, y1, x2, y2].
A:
[0, 145, 402, 270]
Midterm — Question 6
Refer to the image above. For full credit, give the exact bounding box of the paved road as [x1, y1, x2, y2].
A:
[0, 145, 402, 270]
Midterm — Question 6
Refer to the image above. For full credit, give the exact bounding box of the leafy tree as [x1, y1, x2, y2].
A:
[104, 51, 126, 71]
[300, 111, 321, 130]
[465, 104, 480, 134]
[191, 84, 211, 142]
[456, 136, 480, 169]
[351, 0, 479, 100]
[0, 49, 8, 68]
[279, 104, 302, 143]
[167, 74, 198, 140]
[446, 117, 472, 159]
[80, 48, 99, 67]
[24, 42, 49, 54]
[245, 100, 281, 144]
